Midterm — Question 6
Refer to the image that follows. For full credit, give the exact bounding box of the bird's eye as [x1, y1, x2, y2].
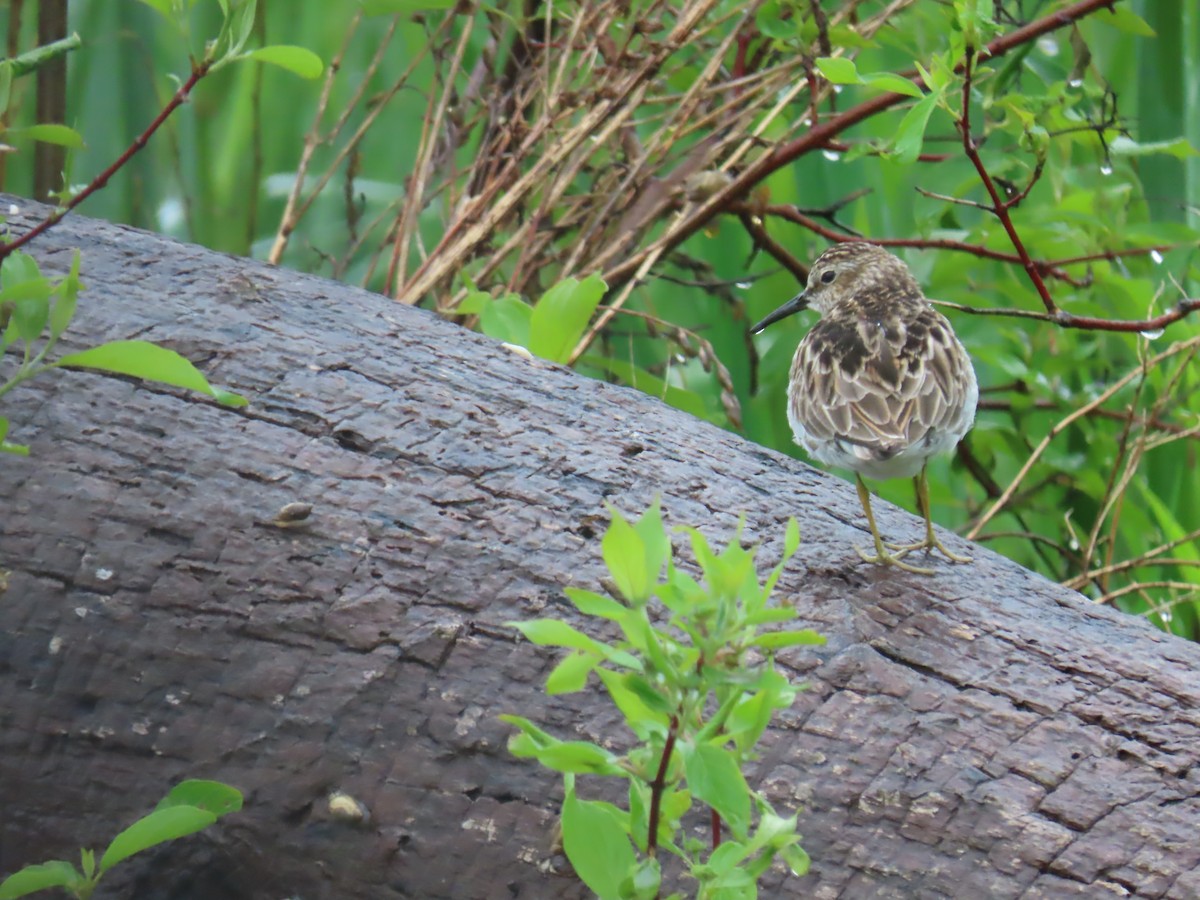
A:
[820, 269, 837, 284]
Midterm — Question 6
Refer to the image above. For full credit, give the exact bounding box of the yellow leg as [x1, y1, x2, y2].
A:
[888, 466, 973, 564]
[854, 474, 935, 576]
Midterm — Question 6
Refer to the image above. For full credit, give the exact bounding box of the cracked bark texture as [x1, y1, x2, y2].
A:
[2, 196, 1199, 899]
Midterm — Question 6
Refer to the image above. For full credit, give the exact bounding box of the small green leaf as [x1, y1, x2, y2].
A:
[508, 617, 605, 653]
[529, 273, 606, 363]
[48, 250, 82, 340]
[891, 88, 941, 164]
[478, 296, 532, 347]
[0, 417, 29, 456]
[815, 56, 858, 85]
[546, 650, 598, 694]
[749, 629, 826, 649]
[244, 46, 324, 79]
[498, 714, 560, 750]
[783, 517, 800, 558]
[621, 857, 662, 899]
[98, 806, 217, 874]
[562, 783, 636, 900]
[54, 340, 248, 407]
[603, 508, 649, 602]
[536, 740, 623, 775]
[6, 123, 85, 149]
[1109, 135, 1198, 160]
[861, 71, 923, 98]
[597, 669, 670, 738]
[633, 497, 670, 586]
[79, 848, 95, 881]
[781, 842, 811, 876]
[0, 861, 83, 900]
[682, 742, 751, 834]
[1092, 6, 1155, 36]
[814, 57, 921, 97]
[157, 780, 243, 817]
[563, 587, 627, 620]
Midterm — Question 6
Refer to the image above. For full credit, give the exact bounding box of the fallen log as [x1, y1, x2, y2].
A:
[2, 196, 1198, 899]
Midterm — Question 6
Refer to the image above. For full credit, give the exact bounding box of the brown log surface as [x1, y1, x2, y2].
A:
[2, 197, 1198, 899]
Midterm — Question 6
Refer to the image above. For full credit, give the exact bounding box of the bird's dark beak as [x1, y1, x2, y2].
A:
[751, 290, 809, 334]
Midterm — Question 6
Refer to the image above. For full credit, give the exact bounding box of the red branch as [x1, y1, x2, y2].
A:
[1, 60, 213, 258]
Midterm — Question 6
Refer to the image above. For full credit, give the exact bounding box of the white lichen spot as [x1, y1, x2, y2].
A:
[948, 622, 978, 641]
[294, 684, 311, 698]
[95, 568, 114, 582]
[131, 719, 151, 736]
[165, 693, 182, 706]
[74, 607, 88, 619]
[48, 635, 64, 655]
[8, 204, 20, 215]
[455, 705, 483, 736]
[462, 817, 498, 843]
[272, 694, 285, 707]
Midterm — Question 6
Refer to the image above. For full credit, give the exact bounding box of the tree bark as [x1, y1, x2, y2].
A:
[2, 196, 1198, 899]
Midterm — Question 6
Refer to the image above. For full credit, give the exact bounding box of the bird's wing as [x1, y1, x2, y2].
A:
[790, 306, 975, 460]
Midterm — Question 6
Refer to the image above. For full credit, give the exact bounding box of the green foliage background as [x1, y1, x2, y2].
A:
[2, 1, 1198, 636]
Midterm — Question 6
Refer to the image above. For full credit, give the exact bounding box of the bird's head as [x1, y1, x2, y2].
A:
[751, 242, 919, 332]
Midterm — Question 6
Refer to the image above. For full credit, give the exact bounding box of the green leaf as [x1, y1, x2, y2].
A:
[529, 273, 606, 364]
[682, 742, 751, 834]
[546, 650, 598, 694]
[562, 782, 636, 900]
[244, 46, 324, 79]
[0, 861, 83, 900]
[748, 629, 826, 649]
[54, 340, 248, 407]
[783, 517, 800, 559]
[1109, 135, 1198, 160]
[535, 740, 623, 775]
[498, 714, 560, 750]
[6, 123, 85, 149]
[597, 668, 670, 738]
[478, 296, 532, 347]
[621, 673, 675, 715]
[633, 497, 670, 587]
[563, 587, 627, 620]
[815, 56, 858, 84]
[891, 89, 942, 165]
[815, 57, 922, 98]
[781, 842, 811, 876]
[621, 857, 662, 899]
[99, 806, 217, 874]
[0, 417, 29, 456]
[1092, 6, 1155, 36]
[156, 780, 243, 817]
[508, 617, 606, 653]
[48, 250, 82, 341]
[603, 508, 649, 602]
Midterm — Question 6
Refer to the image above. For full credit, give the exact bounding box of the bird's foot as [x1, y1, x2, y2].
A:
[887, 535, 972, 565]
[855, 543, 935, 576]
